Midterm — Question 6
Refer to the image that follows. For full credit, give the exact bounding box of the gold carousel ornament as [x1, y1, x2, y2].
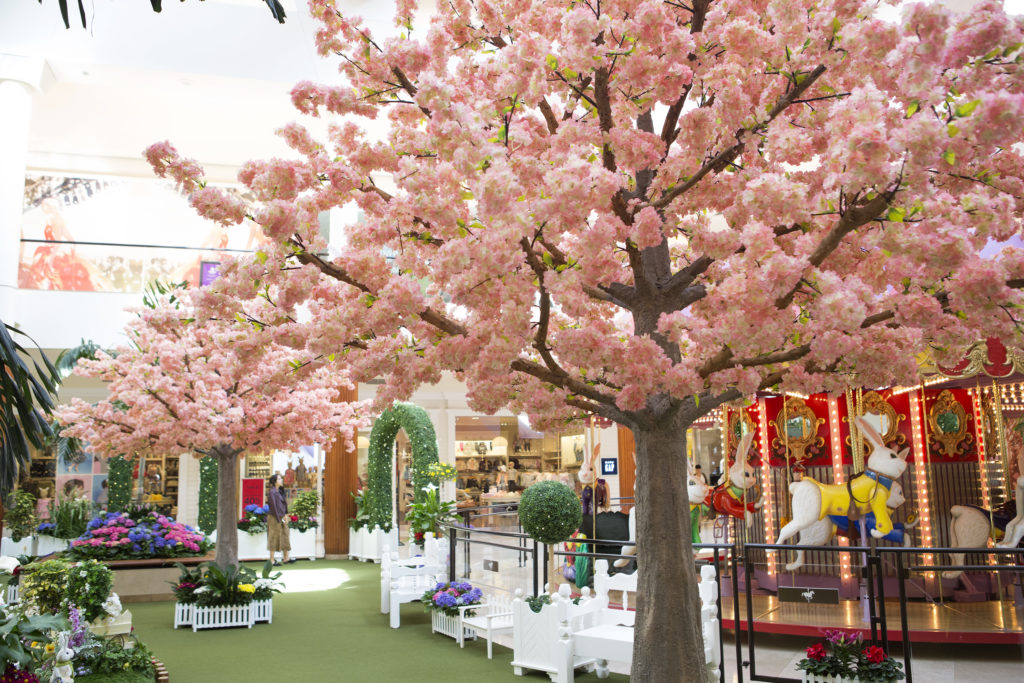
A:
[926, 389, 973, 458]
[770, 396, 825, 465]
[846, 391, 906, 454]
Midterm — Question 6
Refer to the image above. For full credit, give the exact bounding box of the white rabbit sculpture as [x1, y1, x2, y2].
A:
[50, 631, 74, 683]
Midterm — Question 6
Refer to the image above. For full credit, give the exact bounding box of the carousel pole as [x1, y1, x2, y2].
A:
[782, 395, 793, 524]
[919, 384, 942, 601]
[993, 380, 1012, 504]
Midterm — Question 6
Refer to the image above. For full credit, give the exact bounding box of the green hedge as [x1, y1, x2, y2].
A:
[366, 403, 439, 531]
[198, 456, 218, 534]
[108, 456, 133, 512]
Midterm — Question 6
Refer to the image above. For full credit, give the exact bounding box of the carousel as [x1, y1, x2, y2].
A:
[687, 338, 1024, 644]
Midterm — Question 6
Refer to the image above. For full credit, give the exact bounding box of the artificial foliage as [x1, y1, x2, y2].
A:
[288, 490, 319, 532]
[20, 559, 73, 616]
[64, 559, 114, 623]
[197, 455, 218, 534]
[67, 510, 211, 561]
[796, 629, 905, 682]
[107, 456, 133, 512]
[5, 490, 38, 542]
[366, 403, 439, 531]
[518, 482, 582, 545]
[421, 580, 483, 617]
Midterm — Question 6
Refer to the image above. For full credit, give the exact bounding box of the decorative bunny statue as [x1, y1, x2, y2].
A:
[785, 481, 916, 571]
[710, 431, 763, 524]
[775, 416, 909, 550]
[50, 631, 74, 683]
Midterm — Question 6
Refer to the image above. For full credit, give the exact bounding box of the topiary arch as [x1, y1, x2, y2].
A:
[366, 403, 439, 531]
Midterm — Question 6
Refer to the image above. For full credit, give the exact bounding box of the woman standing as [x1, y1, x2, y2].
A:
[267, 474, 292, 565]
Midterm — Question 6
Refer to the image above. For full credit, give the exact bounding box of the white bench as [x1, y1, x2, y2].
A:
[379, 534, 447, 628]
[593, 559, 637, 615]
[457, 592, 513, 658]
[558, 564, 721, 682]
[511, 584, 607, 680]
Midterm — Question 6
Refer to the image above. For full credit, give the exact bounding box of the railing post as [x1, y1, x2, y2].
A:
[732, 546, 744, 683]
[448, 523, 456, 583]
[532, 539, 539, 596]
[895, 551, 913, 683]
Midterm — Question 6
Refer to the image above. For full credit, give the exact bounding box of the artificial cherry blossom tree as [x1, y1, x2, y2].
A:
[57, 293, 366, 568]
[146, 0, 1024, 678]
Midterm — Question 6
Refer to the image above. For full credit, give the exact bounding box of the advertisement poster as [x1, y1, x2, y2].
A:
[241, 478, 266, 509]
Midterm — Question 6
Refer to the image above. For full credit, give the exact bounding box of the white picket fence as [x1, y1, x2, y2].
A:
[252, 599, 273, 624]
[173, 603, 194, 628]
[191, 604, 254, 631]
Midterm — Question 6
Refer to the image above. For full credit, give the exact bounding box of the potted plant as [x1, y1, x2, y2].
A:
[348, 490, 370, 560]
[2, 490, 37, 556]
[245, 561, 283, 624]
[38, 497, 94, 556]
[406, 484, 456, 552]
[421, 580, 482, 640]
[170, 562, 204, 628]
[288, 491, 319, 561]
[191, 563, 255, 631]
[796, 630, 905, 683]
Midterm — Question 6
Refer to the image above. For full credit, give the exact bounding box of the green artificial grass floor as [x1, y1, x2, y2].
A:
[129, 559, 630, 683]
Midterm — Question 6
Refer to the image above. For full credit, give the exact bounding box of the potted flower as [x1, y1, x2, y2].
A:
[406, 484, 456, 552]
[191, 563, 255, 631]
[2, 490, 37, 557]
[247, 561, 284, 624]
[421, 580, 482, 640]
[796, 630, 905, 683]
[234, 504, 270, 561]
[170, 562, 204, 628]
[347, 490, 370, 560]
[67, 510, 212, 561]
[287, 491, 319, 561]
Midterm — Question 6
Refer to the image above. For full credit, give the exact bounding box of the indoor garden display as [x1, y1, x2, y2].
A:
[518, 481, 583, 545]
[406, 484, 456, 546]
[421, 580, 483, 641]
[67, 510, 211, 561]
[173, 561, 283, 631]
[287, 491, 319, 532]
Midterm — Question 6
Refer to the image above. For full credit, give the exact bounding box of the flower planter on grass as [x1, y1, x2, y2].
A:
[431, 609, 476, 641]
[252, 599, 273, 624]
[174, 602, 194, 628]
[192, 604, 253, 631]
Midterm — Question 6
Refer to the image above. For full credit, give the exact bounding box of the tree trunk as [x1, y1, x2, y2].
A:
[213, 446, 240, 568]
[630, 411, 708, 683]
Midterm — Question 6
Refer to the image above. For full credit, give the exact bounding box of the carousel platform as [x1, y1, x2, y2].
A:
[720, 594, 1024, 644]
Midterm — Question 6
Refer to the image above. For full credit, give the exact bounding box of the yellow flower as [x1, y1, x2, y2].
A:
[45, 643, 54, 653]
[238, 584, 255, 593]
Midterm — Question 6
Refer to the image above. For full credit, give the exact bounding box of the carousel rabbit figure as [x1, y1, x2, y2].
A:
[785, 480, 916, 571]
[945, 452, 1024, 579]
[710, 432, 763, 525]
[688, 461, 715, 546]
[50, 631, 74, 683]
[774, 416, 909, 549]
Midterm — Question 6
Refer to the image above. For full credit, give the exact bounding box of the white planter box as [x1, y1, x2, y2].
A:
[34, 535, 69, 556]
[351, 526, 398, 563]
[431, 609, 476, 641]
[236, 530, 270, 561]
[5, 585, 19, 605]
[252, 599, 273, 624]
[192, 604, 253, 631]
[1, 536, 33, 557]
[290, 529, 316, 561]
[90, 609, 133, 637]
[174, 602, 194, 628]
[348, 527, 363, 560]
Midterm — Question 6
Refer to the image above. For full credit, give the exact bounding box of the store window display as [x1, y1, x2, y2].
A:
[454, 416, 585, 506]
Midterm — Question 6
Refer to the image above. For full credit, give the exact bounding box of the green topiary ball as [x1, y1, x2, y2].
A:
[518, 481, 582, 545]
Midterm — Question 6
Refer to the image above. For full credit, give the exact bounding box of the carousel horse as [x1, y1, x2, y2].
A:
[945, 457, 1024, 579]
[710, 432, 763, 525]
[774, 416, 909, 547]
[785, 481, 916, 571]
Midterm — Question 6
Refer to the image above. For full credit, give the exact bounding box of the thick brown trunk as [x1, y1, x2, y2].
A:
[631, 412, 708, 683]
[214, 447, 240, 568]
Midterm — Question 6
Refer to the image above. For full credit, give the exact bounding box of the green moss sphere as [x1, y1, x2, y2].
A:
[518, 481, 582, 545]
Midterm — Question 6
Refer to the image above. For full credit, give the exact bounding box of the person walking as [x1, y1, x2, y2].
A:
[267, 473, 293, 565]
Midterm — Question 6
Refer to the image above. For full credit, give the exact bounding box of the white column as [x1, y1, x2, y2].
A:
[0, 55, 50, 322]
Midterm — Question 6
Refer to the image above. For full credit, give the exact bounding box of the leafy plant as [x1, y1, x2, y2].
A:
[0, 321, 59, 501]
[48, 497, 94, 539]
[4, 490, 37, 542]
[65, 560, 114, 622]
[76, 636, 155, 679]
[168, 562, 204, 604]
[0, 608, 67, 672]
[348, 490, 369, 531]
[288, 490, 319, 532]
[20, 559, 71, 616]
[241, 561, 284, 601]
[405, 485, 456, 544]
[518, 481, 582, 545]
[195, 563, 254, 607]
[796, 630, 905, 682]
[523, 593, 581, 613]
